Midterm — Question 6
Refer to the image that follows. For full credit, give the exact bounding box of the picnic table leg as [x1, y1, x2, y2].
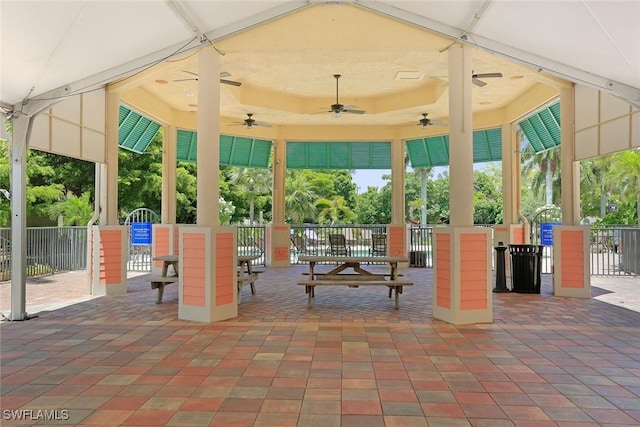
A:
[156, 283, 165, 304]
[307, 285, 313, 307]
[394, 286, 400, 309]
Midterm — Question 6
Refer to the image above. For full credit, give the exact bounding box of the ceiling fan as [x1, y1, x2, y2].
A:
[325, 74, 365, 116]
[173, 71, 242, 86]
[471, 71, 503, 87]
[231, 113, 271, 129]
[413, 113, 447, 129]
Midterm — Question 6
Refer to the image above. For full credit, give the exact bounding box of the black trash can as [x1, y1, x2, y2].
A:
[508, 244, 543, 293]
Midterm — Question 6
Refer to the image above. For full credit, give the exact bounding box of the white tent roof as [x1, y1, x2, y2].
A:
[2, 0, 639, 122]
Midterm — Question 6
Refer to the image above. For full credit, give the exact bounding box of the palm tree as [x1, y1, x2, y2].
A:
[580, 156, 613, 218]
[315, 196, 355, 225]
[607, 149, 640, 224]
[48, 191, 94, 226]
[521, 145, 561, 206]
[229, 167, 272, 225]
[414, 166, 433, 224]
[285, 172, 318, 224]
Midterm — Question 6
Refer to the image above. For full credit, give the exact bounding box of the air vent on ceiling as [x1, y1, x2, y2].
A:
[395, 71, 425, 81]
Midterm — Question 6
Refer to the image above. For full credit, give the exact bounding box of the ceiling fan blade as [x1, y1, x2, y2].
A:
[473, 72, 503, 78]
[173, 78, 197, 82]
[255, 121, 272, 128]
[431, 120, 448, 127]
[220, 79, 241, 87]
[472, 78, 487, 87]
[344, 108, 365, 114]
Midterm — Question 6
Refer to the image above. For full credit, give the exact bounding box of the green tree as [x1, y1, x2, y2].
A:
[48, 191, 94, 226]
[355, 187, 387, 224]
[473, 169, 503, 224]
[521, 145, 561, 206]
[228, 167, 272, 225]
[414, 167, 433, 224]
[285, 171, 318, 223]
[315, 196, 355, 224]
[606, 149, 640, 224]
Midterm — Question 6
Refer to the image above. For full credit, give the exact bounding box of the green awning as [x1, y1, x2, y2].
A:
[405, 128, 502, 168]
[118, 105, 161, 153]
[176, 130, 272, 168]
[286, 141, 391, 169]
[518, 101, 561, 152]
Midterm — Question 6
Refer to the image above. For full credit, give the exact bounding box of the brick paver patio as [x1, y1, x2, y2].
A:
[1, 266, 639, 426]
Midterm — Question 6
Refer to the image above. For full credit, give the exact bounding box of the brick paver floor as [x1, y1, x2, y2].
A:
[1, 266, 639, 426]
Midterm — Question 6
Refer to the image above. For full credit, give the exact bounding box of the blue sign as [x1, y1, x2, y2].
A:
[131, 222, 152, 245]
[540, 222, 561, 246]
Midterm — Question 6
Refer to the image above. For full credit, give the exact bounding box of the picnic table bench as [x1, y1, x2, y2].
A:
[297, 255, 412, 309]
[147, 255, 179, 304]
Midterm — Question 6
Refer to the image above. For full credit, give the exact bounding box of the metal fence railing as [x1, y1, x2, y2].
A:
[290, 224, 388, 265]
[237, 225, 267, 267]
[590, 226, 639, 276]
[0, 227, 88, 281]
[2, 224, 636, 280]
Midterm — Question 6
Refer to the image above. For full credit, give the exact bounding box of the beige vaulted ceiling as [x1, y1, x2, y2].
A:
[121, 3, 565, 136]
[2, 1, 639, 138]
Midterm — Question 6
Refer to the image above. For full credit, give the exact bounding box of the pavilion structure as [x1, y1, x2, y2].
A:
[4, 3, 639, 323]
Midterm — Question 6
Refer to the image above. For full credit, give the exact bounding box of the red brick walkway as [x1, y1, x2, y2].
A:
[1, 267, 639, 426]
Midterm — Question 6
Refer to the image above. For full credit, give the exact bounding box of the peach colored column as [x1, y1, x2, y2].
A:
[92, 89, 127, 295]
[433, 227, 493, 324]
[432, 44, 492, 324]
[272, 139, 286, 224]
[270, 139, 290, 267]
[196, 47, 220, 227]
[390, 136, 405, 226]
[271, 224, 291, 267]
[387, 225, 405, 257]
[92, 225, 127, 296]
[553, 226, 591, 298]
[179, 227, 238, 322]
[161, 124, 177, 224]
[448, 44, 473, 228]
[151, 224, 175, 275]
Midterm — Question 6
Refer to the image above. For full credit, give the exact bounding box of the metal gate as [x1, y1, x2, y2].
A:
[124, 208, 160, 272]
[529, 205, 561, 274]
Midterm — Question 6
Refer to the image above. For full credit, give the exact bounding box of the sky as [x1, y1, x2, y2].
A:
[352, 162, 499, 193]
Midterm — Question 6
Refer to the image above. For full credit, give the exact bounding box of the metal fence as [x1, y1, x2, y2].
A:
[2, 224, 636, 280]
[290, 224, 388, 264]
[408, 224, 434, 268]
[237, 225, 267, 266]
[0, 227, 87, 281]
[590, 226, 639, 276]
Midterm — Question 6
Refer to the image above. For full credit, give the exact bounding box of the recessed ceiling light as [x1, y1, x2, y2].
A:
[185, 92, 194, 97]
[155, 79, 168, 84]
[510, 75, 524, 80]
[395, 71, 424, 81]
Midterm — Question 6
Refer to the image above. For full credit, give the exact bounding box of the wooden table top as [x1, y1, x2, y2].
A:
[238, 254, 261, 262]
[153, 255, 178, 262]
[298, 255, 408, 263]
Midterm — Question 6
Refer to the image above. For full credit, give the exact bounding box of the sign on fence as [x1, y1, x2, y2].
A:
[131, 222, 152, 245]
[540, 222, 561, 246]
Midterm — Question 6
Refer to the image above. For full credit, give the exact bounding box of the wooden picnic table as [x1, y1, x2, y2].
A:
[237, 254, 262, 301]
[297, 255, 412, 309]
[148, 255, 179, 304]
